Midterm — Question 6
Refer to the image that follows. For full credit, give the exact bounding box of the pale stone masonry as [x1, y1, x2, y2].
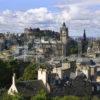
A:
[8, 73, 18, 95]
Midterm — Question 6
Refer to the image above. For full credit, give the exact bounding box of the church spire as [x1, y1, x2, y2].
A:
[82, 29, 88, 53]
[8, 73, 18, 95]
[83, 29, 86, 41]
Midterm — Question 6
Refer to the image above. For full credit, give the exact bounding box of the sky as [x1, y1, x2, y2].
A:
[0, 0, 100, 37]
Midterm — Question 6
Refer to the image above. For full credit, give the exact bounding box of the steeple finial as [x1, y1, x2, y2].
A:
[12, 73, 16, 85]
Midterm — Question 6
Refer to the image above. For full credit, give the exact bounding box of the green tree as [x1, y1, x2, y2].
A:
[67, 40, 78, 55]
[92, 96, 100, 100]
[62, 96, 79, 100]
[1, 92, 24, 100]
[39, 64, 47, 69]
[9, 60, 19, 73]
[53, 96, 62, 100]
[53, 96, 80, 100]
[81, 96, 91, 100]
[23, 64, 37, 80]
[0, 60, 11, 88]
[31, 89, 47, 100]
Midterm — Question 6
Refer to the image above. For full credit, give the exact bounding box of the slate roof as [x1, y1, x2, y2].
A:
[16, 80, 47, 97]
[91, 82, 100, 95]
[48, 73, 71, 96]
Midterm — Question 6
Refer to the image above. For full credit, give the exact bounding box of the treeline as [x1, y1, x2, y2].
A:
[0, 59, 99, 100]
[0, 90, 100, 100]
[0, 59, 47, 89]
[0, 59, 34, 88]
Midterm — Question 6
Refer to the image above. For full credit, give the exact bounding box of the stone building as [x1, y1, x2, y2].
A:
[23, 22, 70, 58]
[8, 72, 47, 97]
[8, 57, 100, 97]
[87, 39, 100, 57]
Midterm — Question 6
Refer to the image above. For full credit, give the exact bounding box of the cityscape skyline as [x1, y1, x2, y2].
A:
[0, 0, 100, 37]
[0, 1, 100, 98]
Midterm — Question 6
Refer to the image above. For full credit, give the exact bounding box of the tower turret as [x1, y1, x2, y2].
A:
[60, 22, 69, 44]
[60, 22, 69, 56]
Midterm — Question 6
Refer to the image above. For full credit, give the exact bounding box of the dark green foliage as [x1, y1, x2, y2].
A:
[0, 60, 11, 88]
[0, 92, 24, 100]
[82, 40, 88, 53]
[0, 59, 30, 88]
[31, 89, 47, 100]
[81, 96, 91, 100]
[92, 96, 100, 100]
[64, 96, 79, 100]
[39, 64, 47, 69]
[52, 96, 100, 100]
[22, 64, 37, 80]
[0, 91, 99, 100]
[67, 40, 78, 55]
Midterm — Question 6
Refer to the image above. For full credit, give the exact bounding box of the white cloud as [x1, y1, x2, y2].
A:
[0, 8, 54, 32]
[0, 0, 100, 37]
[54, 0, 100, 37]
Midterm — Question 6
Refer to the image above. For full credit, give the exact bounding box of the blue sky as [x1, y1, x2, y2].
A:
[0, 0, 100, 37]
[0, 0, 58, 11]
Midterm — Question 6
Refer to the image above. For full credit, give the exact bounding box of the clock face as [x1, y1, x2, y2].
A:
[62, 31, 65, 34]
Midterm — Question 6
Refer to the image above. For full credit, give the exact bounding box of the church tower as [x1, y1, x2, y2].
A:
[60, 22, 69, 44]
[60, 22, 69, 56]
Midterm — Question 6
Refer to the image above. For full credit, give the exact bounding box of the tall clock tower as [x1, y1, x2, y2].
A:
[60, 22, 69, 56]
